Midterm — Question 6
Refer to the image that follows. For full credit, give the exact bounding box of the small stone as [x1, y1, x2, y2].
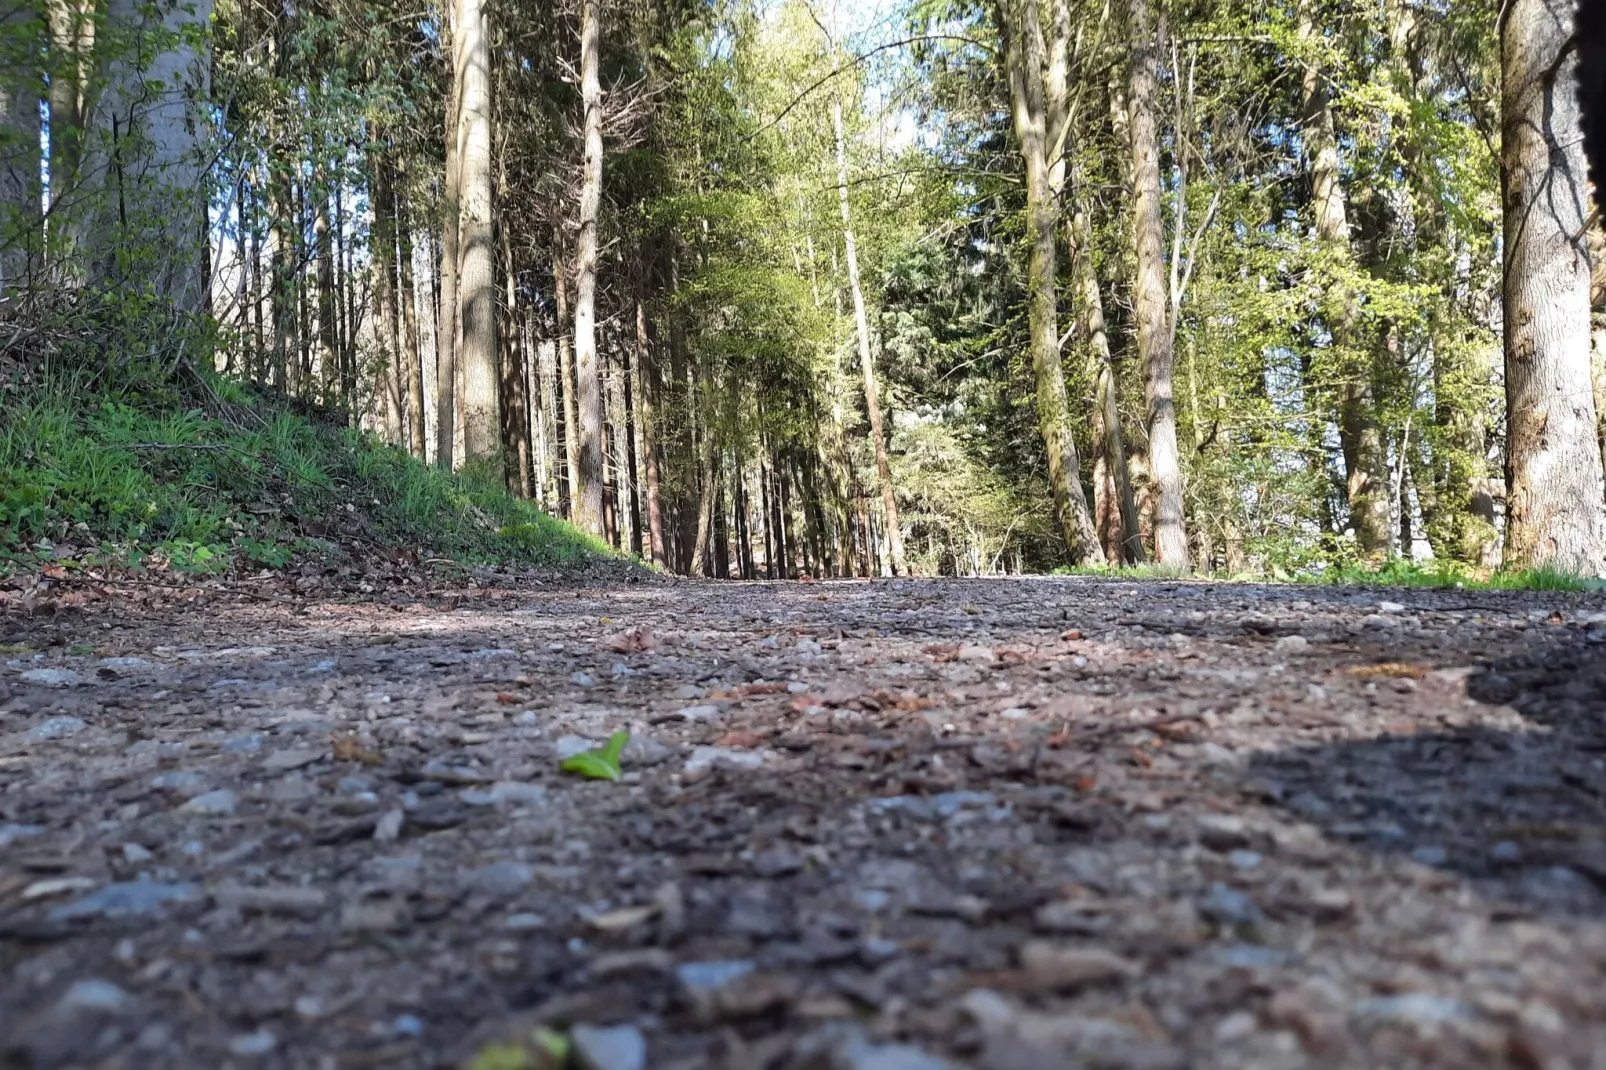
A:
[1215, 1011, 1258, 1041]
[0, 823, 43, 848]
[1355, 992, 1473, 1026]
[212, 884, 328, 917]
[487, 781, 548, 806]
[49, 881, 202, 920]
[25, 715, 88, 740]
[1018, 942, 1139, 991]
[151, 770, 210, 796]
[1199, 882, 1263, 926]
[555, 734, 596, 760]
[1360, 614, 1400, 630]
[570, 1023, 647, 1070]
[570, 671, 597, 688]
[179, 789, 237, 816]
[22, 876, 97, 900]
[373, 809, 404, 842]
[958, 988, 1017, 1030]
[98, 657, 155, 675]
[502, 912, 545, 931]
[795, 638, 823, 655]
[463, 861, 535, 894]
[261, 748, 322, 772]
[340, 901, 404, 932]
[622, 731, 671, 766]
[1489, 841, 1522, 864]
[294, 996, 325, 1019]
[1274, 635, 1309, 654]
[1377, 601, 1406, 613]
[1228, 849, 1263, 870]
[753, 846, 804, 877]
[20, 668, 80, 688]
[227, 1030, 278, 1057]
[684, 746, 765, 776]
[1196, 814, 1251, 850]
[676, 704, 721, 722]
[222, 734, 263, 753]
[957, 644, 995, 663]
[512, 710, 540, 727]
[57, 979, 130, 1013]
[1410, 845, 1448, 866]
[676, 960, 756, 1019]
[838, 1032, 953, 1070]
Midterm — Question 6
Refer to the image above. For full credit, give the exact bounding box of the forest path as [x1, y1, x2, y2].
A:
[3, 575, 1606, 1069]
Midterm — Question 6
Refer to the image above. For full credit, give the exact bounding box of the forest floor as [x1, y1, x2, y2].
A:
[3, 571, 1606, 1070]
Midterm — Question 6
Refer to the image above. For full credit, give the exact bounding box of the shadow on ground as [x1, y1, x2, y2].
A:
[1251, 630, 1606, 919]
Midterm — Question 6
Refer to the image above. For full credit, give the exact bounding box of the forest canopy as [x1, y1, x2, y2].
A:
[2, 0, 1604, 583]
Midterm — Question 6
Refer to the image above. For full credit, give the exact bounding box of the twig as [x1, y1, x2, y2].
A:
[1065, 711, 1206, 743]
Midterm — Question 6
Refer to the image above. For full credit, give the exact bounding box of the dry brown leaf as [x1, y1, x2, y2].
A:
[1346, 662, 1428, 680]
[599, 625, 656, 653]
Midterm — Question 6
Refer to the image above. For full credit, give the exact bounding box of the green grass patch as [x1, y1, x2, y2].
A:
[0, 372, 609, 574]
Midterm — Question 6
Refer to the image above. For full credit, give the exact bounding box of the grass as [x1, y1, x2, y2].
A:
[1053, 558, 1599, 592]
[0, 369, 610, 576]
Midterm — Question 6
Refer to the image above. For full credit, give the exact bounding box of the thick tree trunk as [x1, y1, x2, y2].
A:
[996, 0, 1101, 565]
[45, 0, 94, 269]
[1500, 0, 1606, 574]
[1125, 0, 1189, 569]
[91, 0, 213, 312]
[1, 0, 42, 293]
[454, 0, 499, 464]
[437, 23, 461, 469]
[571, 0, 607, 535]
[832, 100, 907, 574]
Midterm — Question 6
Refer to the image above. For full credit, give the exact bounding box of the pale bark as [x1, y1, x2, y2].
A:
[436, 11, 460, 468]
[569, 0, 607, 535]
[45, 0, 94, 266]
[996, 0, 1101, 564]
[833, 100, 908, 574]
[1, 0, 42, 293]
[1500, 0, 1606, 574]
[370, 145, 403, 445]
[454, 0, 499, 464]
[398, 179, 426, 459]
[91, 0, 213, 312]
[1125, 0, 1189, 569]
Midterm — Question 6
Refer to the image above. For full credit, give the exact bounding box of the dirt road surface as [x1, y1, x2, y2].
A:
[3, 574, 1605, 1069]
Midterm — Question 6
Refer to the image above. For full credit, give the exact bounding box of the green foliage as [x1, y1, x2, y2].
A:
[559, 732, 630, 781]
[0, 366, 608, 573]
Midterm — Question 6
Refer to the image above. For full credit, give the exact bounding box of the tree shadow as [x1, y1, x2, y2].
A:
[1250, 629, 1606, 919]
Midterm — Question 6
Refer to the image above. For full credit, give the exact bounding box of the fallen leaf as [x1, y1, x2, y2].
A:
[495, 692, 520, 705]
[715, 730, 767, 749]
[1346, 662, 1428, 680]
[331, 734, 383, 765]
[560, 731, 629, 781]
[599, 625, 656, 653]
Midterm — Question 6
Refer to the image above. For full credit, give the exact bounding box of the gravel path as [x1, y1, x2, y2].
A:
[3, 574, 1605, 1069]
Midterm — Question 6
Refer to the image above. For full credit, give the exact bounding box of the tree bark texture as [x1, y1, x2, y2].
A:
[1500, 0, 1606, 574]
[454, 0, 500, 465]
[996, 0, 1102, 565]
[571, 0, 607, 536]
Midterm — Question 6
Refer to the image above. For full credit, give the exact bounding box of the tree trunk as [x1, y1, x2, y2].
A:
[555, 232, 582, 518]
[1500, 0, 1606, 574]
[622, 323, 644, 556]
[45, 0, 95, 269]
[571, 0, 607, 535]
[636, 290, 666, 566]
[437, 16, 461, 468]
[500, 222, 532, 497]
[1125, 0, 1189, 569]
[91, 0, 213, 312]
[314, 182, 337, 404]
[370, 144, 404, 445]
[832, 100, 907, 574]
[454, 0, 499, 464]
[398, 180, 427, 459]
[538, 337, 561, 507]
[1, 0, 42, 293]
[996, 0, 1101, 564]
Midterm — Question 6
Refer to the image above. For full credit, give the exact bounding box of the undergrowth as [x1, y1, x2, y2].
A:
[0, 366, 608, 575]
[1053, 559, 1598, 592]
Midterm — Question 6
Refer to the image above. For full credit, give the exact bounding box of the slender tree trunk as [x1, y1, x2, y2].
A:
[622, 324, 644, 556]
[637, 288, 666, 566]
[538, 337, 561, 506]
[314, 181, 337, 403]
[455, 0, 499, 464]
[370, 144, 403, 444]
[397, 180, 427, 459]
[832, 100, 907, 574]
[570, 0, 607, 535]
[1125, 0, 1189, 569]
[1, 0, 42, 294]
[500, 223, 532, 497]
[437, 18, 461, 468]
[555, 232, 582, 518]
[1500, 0, 1606, 574]
[996, 0, 1101, 564]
